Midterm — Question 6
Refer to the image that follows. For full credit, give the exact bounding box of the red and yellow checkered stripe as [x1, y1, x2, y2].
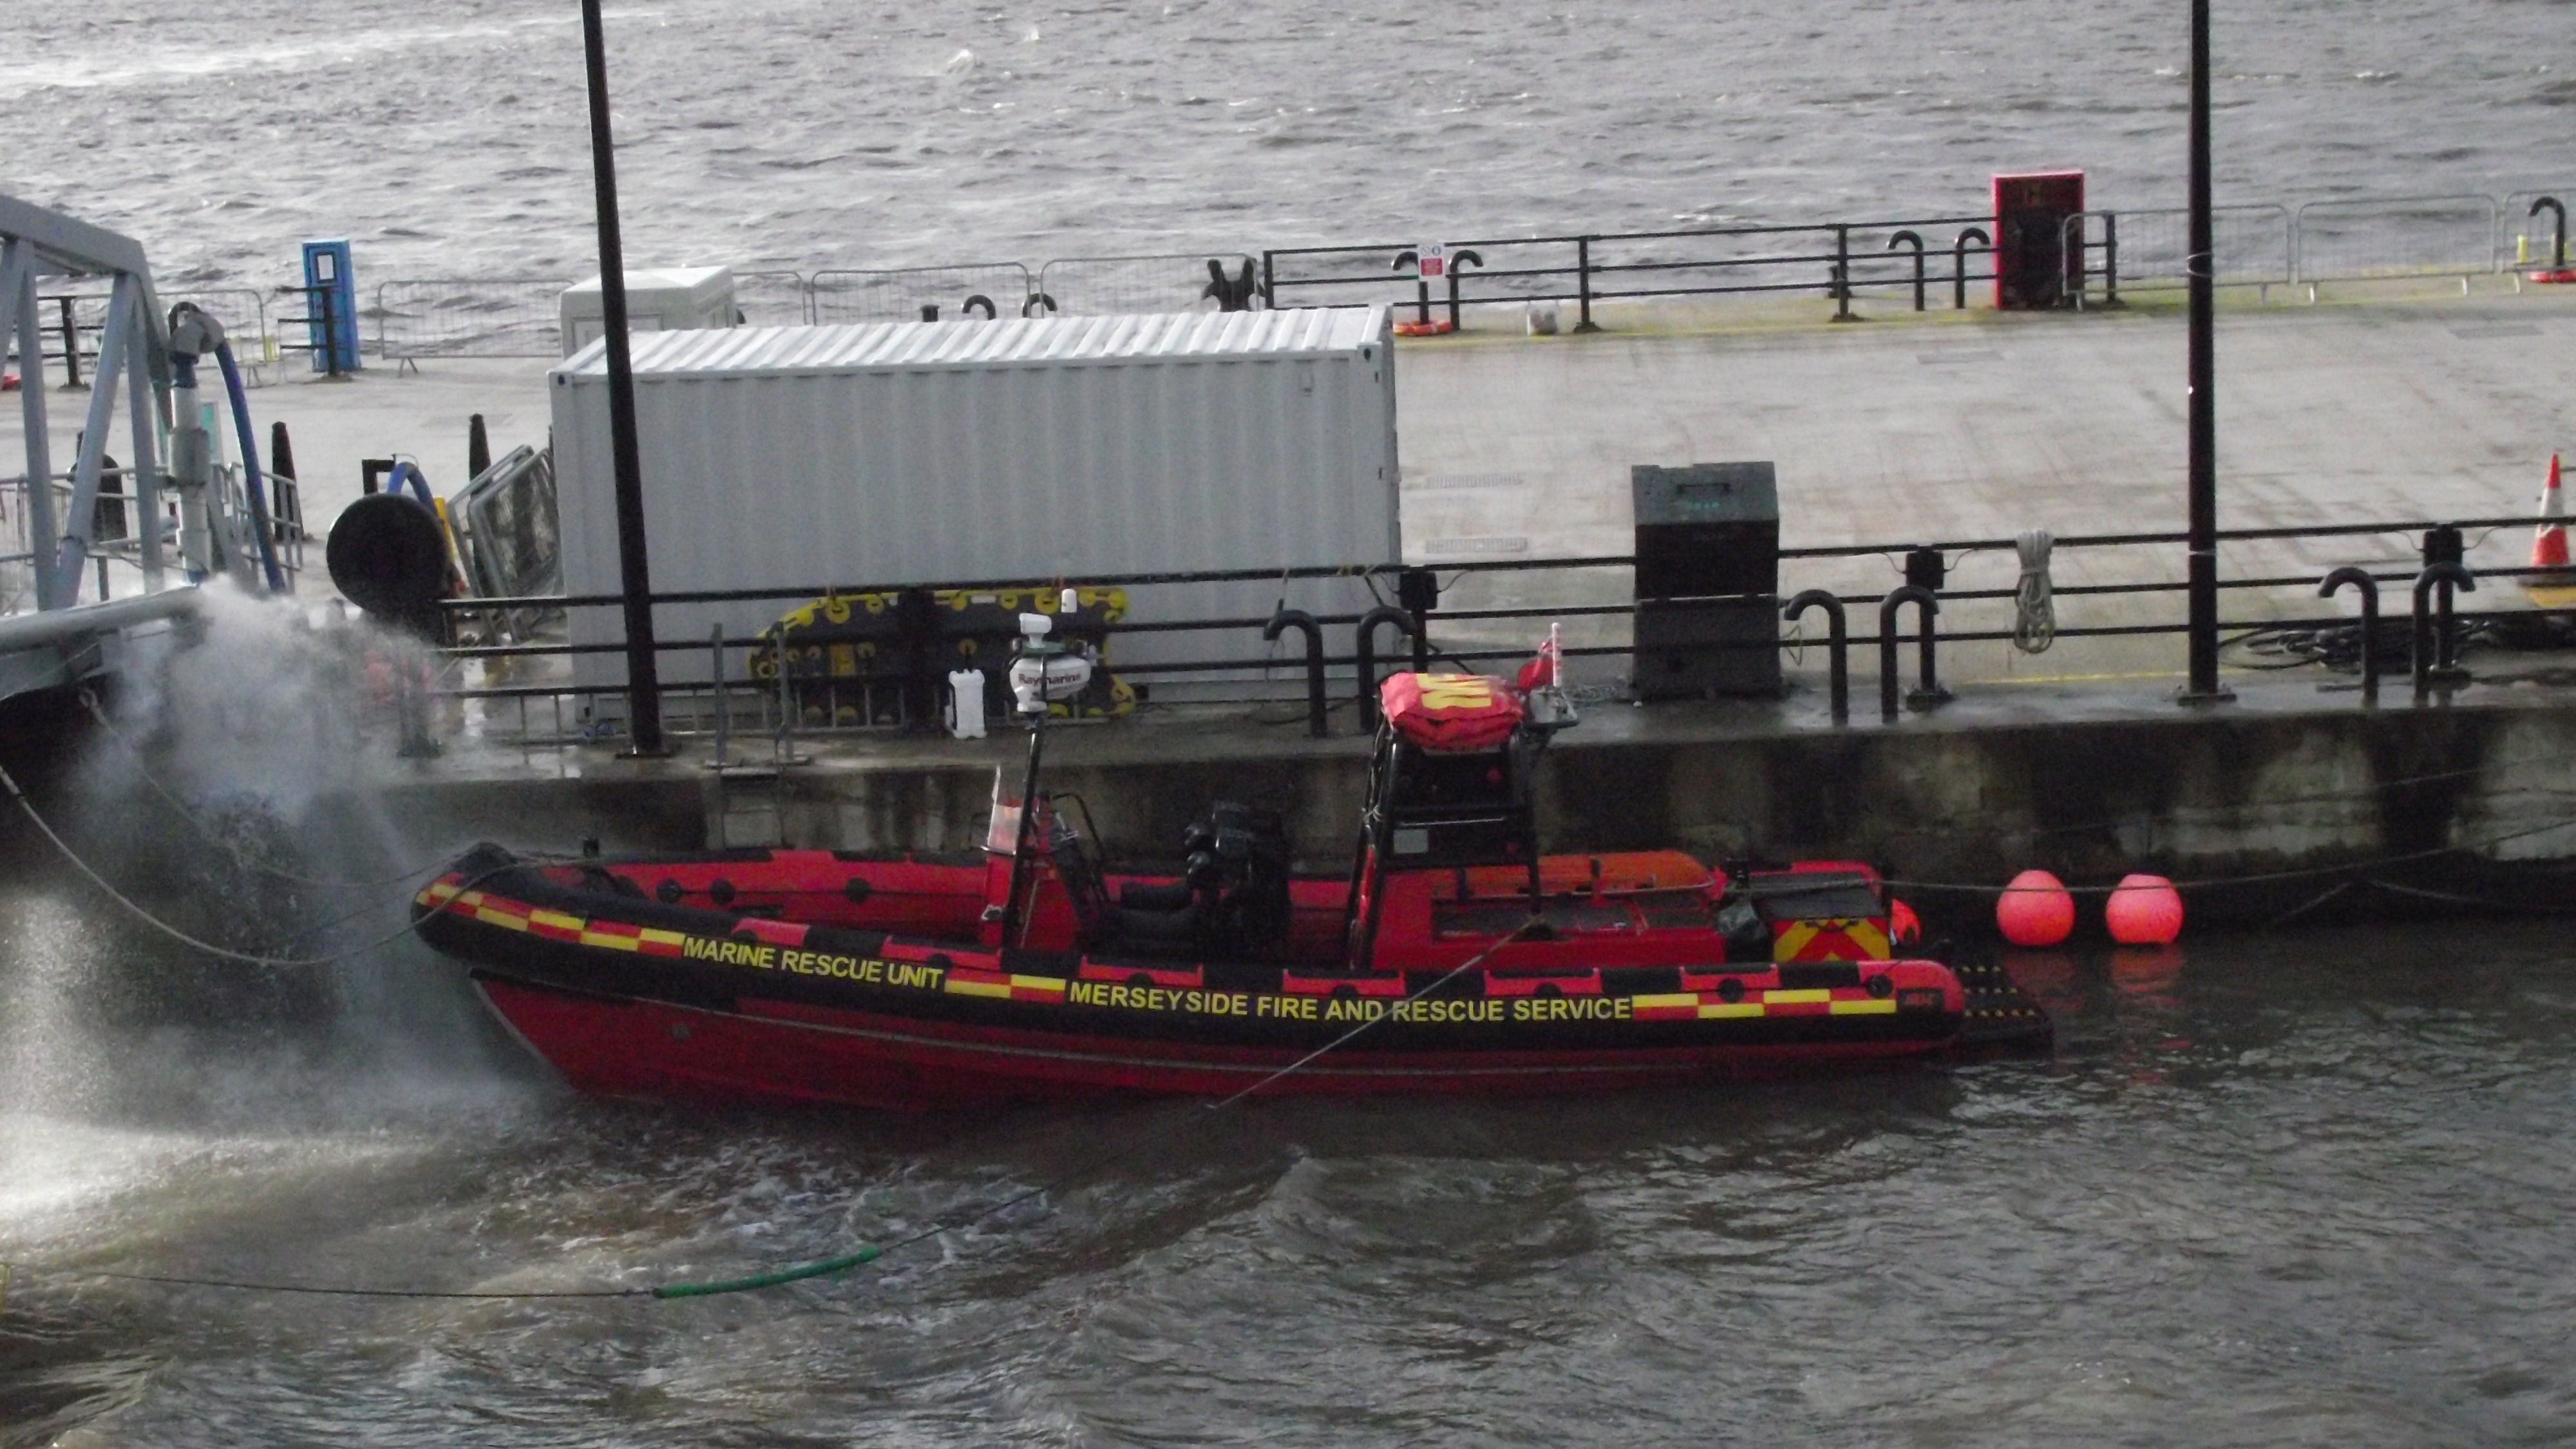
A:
[414, 875, 1911, 1021]
[1629, 988, 1899, 1021]
[943, 968, 1068, 1003]
[416, 877, 689, 957]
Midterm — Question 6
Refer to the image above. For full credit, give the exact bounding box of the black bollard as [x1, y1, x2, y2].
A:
[1444, 249, 1484, 331]
[2410, 563, 2476, 699]
[1354, 606, 1416, 728]
[2532, 197, 2568, 272]
[1263, 609, 1329, 738]
[2316, 566, 2382, 703]
[1877, 585, 1941, 721]
[468, 413, 491, 480]
[1953, 228, 1991, 310]
[1888, 231, 1927, 311]
[1781, 589, 1850, 724]
[1202, 260, 1260, 313]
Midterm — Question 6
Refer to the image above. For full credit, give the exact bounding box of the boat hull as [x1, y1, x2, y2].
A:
[472, 974, 1961, 1110]
[421, 850, 2041, 1110]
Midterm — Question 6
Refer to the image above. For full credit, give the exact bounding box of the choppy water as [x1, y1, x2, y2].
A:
[8, 6, 2576, 1441]
[3, 0, 2571, 286]
[8, 833, 2576, 1448]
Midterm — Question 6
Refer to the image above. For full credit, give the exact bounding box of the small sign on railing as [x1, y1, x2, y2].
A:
[1416, 243, 1445, 280]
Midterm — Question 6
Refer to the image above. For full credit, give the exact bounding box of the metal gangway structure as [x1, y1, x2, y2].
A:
[3, 193, 288, 705]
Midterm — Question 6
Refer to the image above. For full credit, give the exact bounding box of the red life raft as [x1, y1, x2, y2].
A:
[1381, 672, 1523, 752]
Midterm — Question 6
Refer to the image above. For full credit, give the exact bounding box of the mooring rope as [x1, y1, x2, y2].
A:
[1884, 815, 2576, 896]
[2, 1247, 889, 1303]
[2011, 529, 2056, 654]
[0, 759, 511, 970]
[1868, 765, 2575, 848]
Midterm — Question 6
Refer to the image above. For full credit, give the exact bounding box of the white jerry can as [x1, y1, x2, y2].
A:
[945, 668, 987, 739]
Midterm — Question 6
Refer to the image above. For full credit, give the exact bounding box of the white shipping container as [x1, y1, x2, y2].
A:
[550, 307, 1401, 699]
[559, 267, 740, 357]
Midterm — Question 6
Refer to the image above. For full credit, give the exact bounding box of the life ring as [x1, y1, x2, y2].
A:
[1391, 318, 1455, 337]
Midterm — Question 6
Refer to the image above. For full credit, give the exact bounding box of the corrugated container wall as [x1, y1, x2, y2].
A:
[550, 307, 1399, 696]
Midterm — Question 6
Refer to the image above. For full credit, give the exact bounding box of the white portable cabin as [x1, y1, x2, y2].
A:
[549, 305, 1401, 701]
[558, 267, 739, 357]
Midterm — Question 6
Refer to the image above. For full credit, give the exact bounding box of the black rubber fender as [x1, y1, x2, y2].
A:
[325, 492, 448, 616]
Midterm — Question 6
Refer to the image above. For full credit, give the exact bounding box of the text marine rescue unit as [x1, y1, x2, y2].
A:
[417, 624, 2047, 1108]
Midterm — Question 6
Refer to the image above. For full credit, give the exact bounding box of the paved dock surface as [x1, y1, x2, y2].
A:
[15, 277, 2566, 679]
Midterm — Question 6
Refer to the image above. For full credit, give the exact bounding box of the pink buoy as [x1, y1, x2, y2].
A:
[1996, 869, 2075, 947]
[2105, 873, 2184, 945]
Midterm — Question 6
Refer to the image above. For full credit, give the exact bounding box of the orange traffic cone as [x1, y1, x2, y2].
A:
[2535, 453, 2570, 573]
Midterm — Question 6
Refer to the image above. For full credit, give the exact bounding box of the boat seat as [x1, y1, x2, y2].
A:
[1113, 902, 1202, 951]
[1119, 879, 1195, 911]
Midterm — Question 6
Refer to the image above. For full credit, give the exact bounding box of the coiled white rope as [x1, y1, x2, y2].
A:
[2013, 528, 2056, 654]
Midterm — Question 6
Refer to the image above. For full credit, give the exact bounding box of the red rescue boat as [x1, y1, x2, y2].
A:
[416, 620, 2046, 1108]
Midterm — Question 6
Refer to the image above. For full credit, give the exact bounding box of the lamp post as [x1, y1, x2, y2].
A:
[2181, 0, 2231, 703]
[581, 0, 668, 753]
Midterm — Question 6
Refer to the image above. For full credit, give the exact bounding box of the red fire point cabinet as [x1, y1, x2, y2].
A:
[1991, 171, 2085, 310]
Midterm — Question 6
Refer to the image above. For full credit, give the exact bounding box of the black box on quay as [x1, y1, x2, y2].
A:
[1632, 462, 1779, 600]
[1632, 462, 1783, 698]
[1633, 599, 1783, 700]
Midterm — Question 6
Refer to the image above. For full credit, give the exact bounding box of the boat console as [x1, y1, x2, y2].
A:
[1051, 799, 1293, 956]
[1347, 670, 1573, 965]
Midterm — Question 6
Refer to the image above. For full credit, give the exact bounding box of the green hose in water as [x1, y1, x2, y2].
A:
[650, 1245, 882, 1298]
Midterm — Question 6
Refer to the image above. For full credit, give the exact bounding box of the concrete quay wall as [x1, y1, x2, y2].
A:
[370, 687, 2576, 932]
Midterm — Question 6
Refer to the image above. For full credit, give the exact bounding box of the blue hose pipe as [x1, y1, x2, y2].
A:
[213, 341, 290, 593]
[386, 460, 435, 509]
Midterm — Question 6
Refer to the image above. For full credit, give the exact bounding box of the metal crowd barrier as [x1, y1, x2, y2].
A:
[19, 285, 270, 388]
[2060, 192, 2576, 307]
[730, 269, 812, 325]
[2291, 194, 2503, 291]
[1031, 253, 1262, 316]
[372, 278, 570, 361]
[809, 263, 1035, 324]
[2059, 205, 2295, 305]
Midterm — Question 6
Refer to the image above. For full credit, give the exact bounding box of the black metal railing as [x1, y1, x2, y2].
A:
[1260, 216, 1998, 329]
[330, 182, 2576, 361]
[424, 511, 2571, 746]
